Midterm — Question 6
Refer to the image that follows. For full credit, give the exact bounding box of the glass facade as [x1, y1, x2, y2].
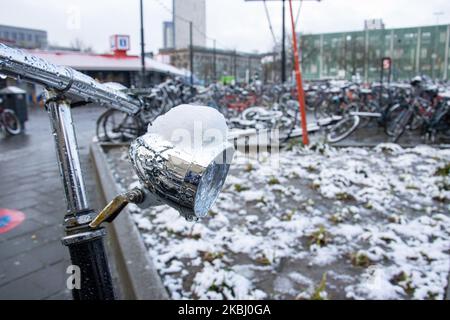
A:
[300, 24, 450, 81]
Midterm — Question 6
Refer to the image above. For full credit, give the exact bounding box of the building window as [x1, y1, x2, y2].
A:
[421, 48, 427, 59]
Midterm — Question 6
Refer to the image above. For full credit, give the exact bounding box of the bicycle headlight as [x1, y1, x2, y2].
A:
[129, 105, 234, 220]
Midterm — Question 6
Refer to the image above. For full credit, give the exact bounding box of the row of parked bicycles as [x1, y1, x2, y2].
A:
[307, 76, 450, 144]
[96, 76, 450, 145]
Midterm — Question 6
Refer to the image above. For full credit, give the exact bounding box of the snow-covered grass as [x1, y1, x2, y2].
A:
[108, 142, 450, 300]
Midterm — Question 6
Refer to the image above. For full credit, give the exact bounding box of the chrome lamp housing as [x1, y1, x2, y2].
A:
[129, 105, 234, 220]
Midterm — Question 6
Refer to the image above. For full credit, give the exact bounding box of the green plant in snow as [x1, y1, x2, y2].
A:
[281, 210, 295, 221]
[310, 273, 328, 300]
[244, 163, 254, 173]
[350, 251, 372, 268]
[203, 251, 224, 262]
[390, 271, 415, 296]
[268, 177, 280, 185]
[309, 225, 331, 247]
[234, 184, 250, 192]
[435, 163, 450, 176]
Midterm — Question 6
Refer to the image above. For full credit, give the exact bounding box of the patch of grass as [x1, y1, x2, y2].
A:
[207, 282, 235, 298]
[350, 252, 372, 268]
[306, 165, 317, 173]
[208, 210, 218, 218]
[388, 214, 403, 224]
[310, 143, 327, 155]
[310, 273, 328, 300]
[310, 182, 321, 190]
[434, 163, 450, 177]
[390, 271, 415, 296]
[309, 225, 331, 247]
[268, 177, 280, 185]
[256, 254, 271, 266]
[329, 213, 344, 224]
[256, 197, 268, 206]
[427, 292, 439, 300]
[420, 251, 437, 263]
[285, 138, 303, 151]
[335, 192, 356, 201]
[203, 251, 224, 262]
[234, 184, 250, 192]
[281, 210, 295, 221]
[364, 202, 373, 209]
[167, 229, 201, 240]
[244, 163, 254, 173]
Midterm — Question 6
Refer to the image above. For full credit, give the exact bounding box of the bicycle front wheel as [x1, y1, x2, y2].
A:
[2, 109, 21, 135]
[326, 115, 360, 143]
[103, 109, 140, 143]
[385, 107, 413, 142]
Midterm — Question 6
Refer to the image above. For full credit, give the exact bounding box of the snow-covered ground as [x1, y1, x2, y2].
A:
[107, 143, 450, 300]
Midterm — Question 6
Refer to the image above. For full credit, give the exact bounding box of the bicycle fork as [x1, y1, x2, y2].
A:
[46, 94, 115, 300]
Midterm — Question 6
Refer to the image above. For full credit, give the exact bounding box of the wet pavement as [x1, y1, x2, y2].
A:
[0, 105, 104, 300]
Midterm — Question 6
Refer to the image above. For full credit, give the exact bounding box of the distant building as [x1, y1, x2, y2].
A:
[1, 35, 187, 105]
[160, 46, 266, 85]
[163, 21, 174, 49]
[0, 24, 47, 49]
[300, 23, 450, 81]
[173, 0, 206, 49]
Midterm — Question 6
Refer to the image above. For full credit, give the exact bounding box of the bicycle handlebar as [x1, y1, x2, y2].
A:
[0, 43, 141, 115]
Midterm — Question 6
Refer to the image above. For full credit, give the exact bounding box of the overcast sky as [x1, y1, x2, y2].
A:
[1, 0, 450, 55]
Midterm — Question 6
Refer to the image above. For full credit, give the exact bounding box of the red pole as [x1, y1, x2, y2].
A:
[288, 0, 309, 145]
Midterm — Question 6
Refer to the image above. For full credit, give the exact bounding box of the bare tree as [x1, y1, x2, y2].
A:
[70, 38, 93, 53]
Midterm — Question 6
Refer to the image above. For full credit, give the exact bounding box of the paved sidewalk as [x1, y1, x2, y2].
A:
[0, 105, 104, 300]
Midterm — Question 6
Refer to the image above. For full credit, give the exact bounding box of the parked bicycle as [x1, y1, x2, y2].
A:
[0, 97, 21, 136]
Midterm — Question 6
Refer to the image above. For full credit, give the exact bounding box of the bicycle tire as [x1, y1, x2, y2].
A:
[2, 109, 21, 135]
[314, 99, 334, 122]
[433, 108, 450, 140]
[386, 108, 414, 142]
[103, 109, 140, 143]
[326, 115, 360, 143]
[384, 104, 406, 137]
[96, 110, 109, 142]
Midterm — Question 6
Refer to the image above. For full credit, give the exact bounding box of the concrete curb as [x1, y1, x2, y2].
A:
[90, 141, 169, 300]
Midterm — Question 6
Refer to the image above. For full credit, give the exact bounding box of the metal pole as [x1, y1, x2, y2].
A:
[140, 0, 146, 87]
[47, 97, 115, 300]
[380, 58, 384, 109]
[234, 50, 237, 82]
[281, 0, 286, 83]
[190, 21, 194, 85]
[288, 0, 309, 145]
[213, 40, 217, 83]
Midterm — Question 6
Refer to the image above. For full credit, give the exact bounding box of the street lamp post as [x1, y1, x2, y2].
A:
[140, 0, 146, 87]
[213, 40, 217, 83]
[281, 0, 286, 82]
[190, 21, 194, 85]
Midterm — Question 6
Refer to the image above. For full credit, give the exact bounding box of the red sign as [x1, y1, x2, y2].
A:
[0, 209, 25, 234]
[383, 58, 391, 70]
